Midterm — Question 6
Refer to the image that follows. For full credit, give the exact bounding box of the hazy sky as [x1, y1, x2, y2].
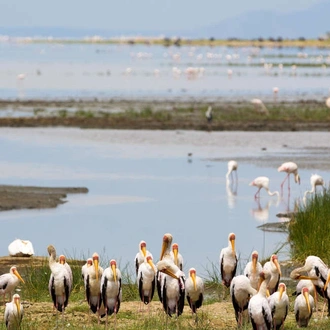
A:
[0, 0, 323, 31]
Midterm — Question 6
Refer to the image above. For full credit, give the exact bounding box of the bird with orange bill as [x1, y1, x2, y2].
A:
[135, 241, 153, 277]
[4, 293, 23, 330]
[185, 268, 204, 315]
[243, 250, 263, 290]
[294, 287, 314, 327]
[262, 254, 281, 295]
[0, 266, 25, 305]
[170, 243, 183, 271]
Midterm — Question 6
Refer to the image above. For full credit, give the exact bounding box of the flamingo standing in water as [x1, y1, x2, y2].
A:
[278, 161, 300, 195]
[226, 160, 238, 182]
[249, 176, 279, 199]
[304, 174, 326, 199]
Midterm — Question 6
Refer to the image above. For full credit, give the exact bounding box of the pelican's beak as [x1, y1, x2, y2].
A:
[257, 277, 264, 291]
[266, 289, 270, 297]
[191, 272, 197, 291]
[297, 275, 319, 281]
[279, 286, 284, 301]
[160, 241, 167, 260]
[173, 248, 178, 266]
[13, 270, 25, 284]
[324, 273, 330, 291]
[252, 256, 257, 273]
[273, 259, 282, 277]
[148, 259, 157, 273]
[303, 290, 311, 314]
[231, 239, 236, 256]
[15, 299, 20, 314]
[111, 264, 117, 282]
[141, 246, 147, 257]
[161, 268, 178, 279]
[94, 259, 99, 280]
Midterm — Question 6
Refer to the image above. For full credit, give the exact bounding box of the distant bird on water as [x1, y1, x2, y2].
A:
[278, 161, 300, 194]
[226, 160, 238, 182]
[249, 176, 279, 199]
[304, 174, 326, 199]
[205, 106, 213, 123]
[273, 87, 279, 102]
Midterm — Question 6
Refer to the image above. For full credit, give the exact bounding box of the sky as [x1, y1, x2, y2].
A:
[0, 0, 323, 31]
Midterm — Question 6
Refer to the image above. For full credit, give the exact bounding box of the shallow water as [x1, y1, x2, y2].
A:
[0, 128, 329, 277]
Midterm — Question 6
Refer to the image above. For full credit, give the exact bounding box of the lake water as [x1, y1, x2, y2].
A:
[0, 42, 330, 101]
[0, 128, 329, 278]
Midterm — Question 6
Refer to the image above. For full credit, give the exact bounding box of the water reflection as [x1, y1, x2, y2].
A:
[226, 178, 237, 209]
[251, 199, 279, 222]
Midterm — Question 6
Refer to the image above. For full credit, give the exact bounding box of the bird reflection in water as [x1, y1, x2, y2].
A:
[226, 178, 237, 209]
[251, 198, 279, 223]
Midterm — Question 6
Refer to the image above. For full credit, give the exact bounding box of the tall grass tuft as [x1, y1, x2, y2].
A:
[288, 189, 330, 263]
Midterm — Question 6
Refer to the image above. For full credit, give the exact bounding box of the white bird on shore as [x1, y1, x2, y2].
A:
[226, 160, 238, 182]
[249, 176, 279, 199]
[8, 239, 34, 257]
[219, 232, 237, 288]
[137, 255, 156, 307]
[135, 241, 153, 277]
[278, 161, 300, 194]
[294, 287, 314, 327]
[268, 282, 289, 330]
[170, 243, 183, 271]
[230, 275, 257, 326]
[0, 266, 25, 304]
[205, 106, 213, 123]
[326, 97, 330, 108]
[243, 250, 263, 290]
[304, 174, 326, 199]
[101, 259, 122, 328]
[262, 254, 282, 295]
[82, 258, 93, 281]
[186, 268, 204, 315]
[251, 98, 269, 115]
[4, 293, 23, 330]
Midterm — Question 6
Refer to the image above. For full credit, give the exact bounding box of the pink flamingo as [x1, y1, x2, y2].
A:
[278, 162, 300, 195]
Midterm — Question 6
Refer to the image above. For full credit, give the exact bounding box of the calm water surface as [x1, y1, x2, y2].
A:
[1, 128, 329, 277]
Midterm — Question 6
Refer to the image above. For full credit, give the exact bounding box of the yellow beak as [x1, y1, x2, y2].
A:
[14, 270, 25, 284]
[273, 259, 282, 277]
[111, 264, 117, 282]
[141, 246, 147, 257]
[278, 286, 284, 301]
[191, 273, 197, 291]
[94, 259, 99, 280]
[147, 259, 156, 273]
[160, 241, 167, 260]
[15, 300, 20, 314]
[252, 257, 257, 273]
[324, 273, 330, 291]
[173, 248, 178, 266]
[303, 291, 311, 314]
[161, 268, 178, 279]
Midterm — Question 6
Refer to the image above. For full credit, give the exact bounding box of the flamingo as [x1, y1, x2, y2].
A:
[273, 87, 279, 102]
[101, 259, 122, 328]
[205, 106, 213, 123]
[249, 176, 279, 199]
[262, 254, 281, 295]
[219, 232, 237, 288]
[226, 160, 238, 182]
[8, 239, 34, 257]
[4, 293, 23, 330]
[230, 275, 257, 326]
[170, 243, 183, 271]
[0, 266, 25, 304]
[267, 283, 289, 330]
[134, 241, 153, 277]
[294, 287, 314, 327]
[185, 268, 204, 315]
[278, 161, 300, 194]
[243, 250, 263, 290]
[304, 174, 326, 199]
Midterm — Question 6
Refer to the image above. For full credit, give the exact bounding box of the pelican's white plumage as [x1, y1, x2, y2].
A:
[4, 293, 23, 330]
[219, 232, 237, 287]
[249, 176, 279, 199]
[0, 266, 25, 304]
[243, 250, 263, 290]
[268, 283, 289, 330]
[262, 254, 281, 294]
[134, 241, 153, 277]
[230, 275, 257, 326]
[294, 287, 314, 327]
[8, 239, 34, 257]
[170, 243, 184, 271]
[82, 258, 93, 281]
[137, 255, 156, 305]
[186, 268, 204, 314]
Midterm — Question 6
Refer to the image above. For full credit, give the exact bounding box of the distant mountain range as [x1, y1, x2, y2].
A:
[1, 1, 329, 40]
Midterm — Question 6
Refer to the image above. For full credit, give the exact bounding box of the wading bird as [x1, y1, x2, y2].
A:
[135, 241, 153, 277]
[249, 176, 279, 199]
[278, 161, 300, 194]
[268, 282, 289, 330]
[243, 250, 263, 290]
[273, 87, 279, 102]
[294, 287, 314, 327]
[47, 245, 72, 314]
[170, 243, 183, 271]
[262, 254, 282, 294]
[185, 268, 204, 315]
[205, 106, 213, 123]
[219, 232, 237, 288]
[0, 266, 25, 304]
[248, 272, 272, 329]
[226, 160, 238, 182]
[4, 293, 23, 330]
[230, 275, 257, 326]
[304, 174, 326, 199]
[101, 259, 122, 328]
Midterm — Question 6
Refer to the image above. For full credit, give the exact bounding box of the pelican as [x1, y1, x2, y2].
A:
[185, 268, 204, 315]
[226, 160, 238, 182]
[294, 287, 314, 327]
[134, 240, 153, 277]
[230, 275, 257, 326]
[0, 266, 25, 304]
[220, 233, 237, 288]
[85, 253, 104, 323]
[101, 259, 122, 328]
[293, 279, 317, 309]
[8, 239, 34, 257]
[170, 243, 184, 271]
[137, 255, 156, 307]
[249, 176, 279, 199]
[47, 245, 72, 313]
[58, 254, 73, 286]
[267, 282, 289, 330]
[4, 293, 23, 330]
[304, 174, 326, 199]
[243, 250, 263, 290]
[248, 271, 272, 329]
[278, 161, 300, 193]
[262, 254, 281, 294]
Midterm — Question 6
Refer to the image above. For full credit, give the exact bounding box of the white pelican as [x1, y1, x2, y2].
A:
[101, 259, 122, 327]
[267, 282, 289, 329]
[243, 250, 263, 290]
[4, 293, 23, 330]
[294, 287, 314, 327]
[0, 266, 25, 304]
[8, 239, 34, 257]
[248, 272, 272, 329]
[278, 161, 300, 193]
[249, 176, 279, 199]
[293, 279, 317, 310]
[262, 254, 281, 294]
[226, 160, 238, 182]
[47, 245, 72, 313]
[219, 232, 237, 287]
[304, 174, 326, 199]
[170, 243, 184, 271]
[85, 253, 104, 322]
[230, 275, 257, 326]
[137, 255, 156, 308]
[185, 268, 204, 314]
[134, 240, 153, 277]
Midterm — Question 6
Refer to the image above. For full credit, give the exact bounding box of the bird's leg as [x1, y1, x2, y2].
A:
[254, 188, 261, 199]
